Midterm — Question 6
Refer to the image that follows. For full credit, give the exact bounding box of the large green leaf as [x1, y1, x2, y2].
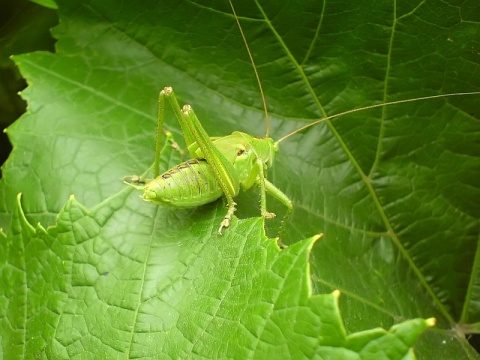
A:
[1, 194, 434, 358]
[1, 0, 479, 358]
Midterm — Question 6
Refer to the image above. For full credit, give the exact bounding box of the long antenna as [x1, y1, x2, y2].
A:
[275, 92, 480, 145]
[229, 0, 270, 137]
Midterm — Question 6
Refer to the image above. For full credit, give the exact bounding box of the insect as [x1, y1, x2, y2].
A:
[124, 1, 479, 240]
[124, 85, 290, 236]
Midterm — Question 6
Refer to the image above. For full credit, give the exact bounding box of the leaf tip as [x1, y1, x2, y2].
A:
[15, 192, 35, 233]
[332, 289, 341, 299]
[312, 233, 324, 242]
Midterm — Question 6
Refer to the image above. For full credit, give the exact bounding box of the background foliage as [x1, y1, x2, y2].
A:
[0, 0, 57, 174]
[1, 0, 479, 358]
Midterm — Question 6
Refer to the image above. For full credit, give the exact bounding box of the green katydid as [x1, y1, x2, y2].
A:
[124, 1, 479, 240]
[124, 85, 289, 236]
[123, 87, 477, 236]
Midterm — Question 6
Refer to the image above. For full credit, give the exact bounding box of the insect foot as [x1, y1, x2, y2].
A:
[123, 175, 145, 184]
[218, 202, 237, 235]
[163, 130, 184, 155]
[276, 237, 288, 249]
[123, 178, 146, 191]
[261, 210, 276, 219]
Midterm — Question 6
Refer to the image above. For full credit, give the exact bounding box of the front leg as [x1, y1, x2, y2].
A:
[264, 178, 293, 242]
[255, 165, 293, 248]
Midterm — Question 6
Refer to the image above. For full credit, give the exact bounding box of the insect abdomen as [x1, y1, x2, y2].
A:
[142, 158, 223, 207]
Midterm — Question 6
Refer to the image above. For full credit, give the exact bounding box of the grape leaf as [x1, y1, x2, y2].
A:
[0, 193, 433, 358]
